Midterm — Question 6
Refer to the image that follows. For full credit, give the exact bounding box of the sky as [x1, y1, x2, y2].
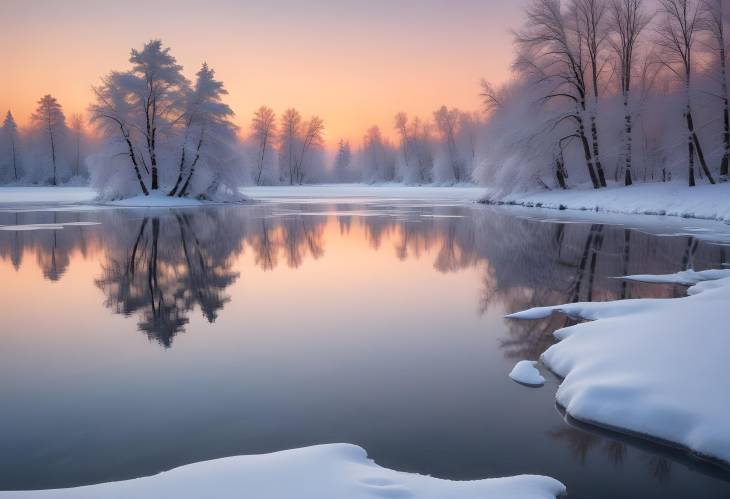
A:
[0, 0, 524, 147]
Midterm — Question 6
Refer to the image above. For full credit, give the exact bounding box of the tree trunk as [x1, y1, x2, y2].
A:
[623, 94, 633, 186]
[121, 126, 149, 196]
[688, 132, 696, 187]
[178, 133, 204, 198]
[577, 115, 600, 189]
[590, 113, 606, 187]
[48, 123, 57, 186]
[686, 108, 715, 184]
[150, 127, 159, 190]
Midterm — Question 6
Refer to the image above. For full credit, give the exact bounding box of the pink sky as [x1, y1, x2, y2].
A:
[0, 0, 524, 146]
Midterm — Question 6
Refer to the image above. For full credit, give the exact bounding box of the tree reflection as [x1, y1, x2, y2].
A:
[96, 213, 239, 347]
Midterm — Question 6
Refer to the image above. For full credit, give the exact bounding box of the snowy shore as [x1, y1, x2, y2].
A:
[483, 182, 730, 224]
[0, 444, 565, 499]
[508, 268, 730, 466]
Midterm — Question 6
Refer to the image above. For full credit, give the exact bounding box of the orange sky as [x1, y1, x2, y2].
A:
[0, 0, 523, 147]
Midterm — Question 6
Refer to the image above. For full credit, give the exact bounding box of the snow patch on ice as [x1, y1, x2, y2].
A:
[509, 268, 730, 465]
[0, 222, 101, 231]
[509, 361, 545, 387]
[0, 444, 565, 499]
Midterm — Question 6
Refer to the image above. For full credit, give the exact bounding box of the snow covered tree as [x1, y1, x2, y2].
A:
[90, 71, 151, 196]
[30, 95, 66, 185]
[433, 106, 465, 183]
[1, 111, 20, 182]
[128, 40, 188, 191]
[169, 63, 239, 198]
[359, 126, 397, 182]
[250, 106, 277, 185]
[514, 0, 603, 189]
[608, 0, 651, 185]
[656, 0, 716, 185]
[294, 116, 324, 184]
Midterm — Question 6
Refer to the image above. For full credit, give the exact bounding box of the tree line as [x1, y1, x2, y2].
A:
[476, 0, 729, 192]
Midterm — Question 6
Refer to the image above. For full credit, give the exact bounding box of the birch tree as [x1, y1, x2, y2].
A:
[608, 0, 651, 185]
[279, 108, 302, 185]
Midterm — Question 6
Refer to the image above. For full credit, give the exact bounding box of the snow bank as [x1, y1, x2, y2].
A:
[240, 183, 486, 203]
[0, 187, 96, 205]
[484, 182, 730, 224]
[509, 361, 545, 387]
[0, 444, 565, 499]
[507, 269, 730, 465]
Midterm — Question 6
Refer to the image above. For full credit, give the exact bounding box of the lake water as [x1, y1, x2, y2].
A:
[0, 199, 728, 498]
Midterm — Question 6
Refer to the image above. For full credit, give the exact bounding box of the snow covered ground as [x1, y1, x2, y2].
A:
[508, 268, 730, 466]
[485, 182, 730, 224]
[0, 444, 565, 499]
[0, 186, 96, 205]
[240, 184, 486, 203]
[509, 361, 545, 387]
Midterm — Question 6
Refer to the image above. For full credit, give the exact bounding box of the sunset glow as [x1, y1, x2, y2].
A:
[0, 0, 521, 147]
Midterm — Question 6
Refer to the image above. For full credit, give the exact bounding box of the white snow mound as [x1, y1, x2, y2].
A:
[507, 268, 730, 464]
[0, 444, 566, 499]
[509, 361, 546, 387]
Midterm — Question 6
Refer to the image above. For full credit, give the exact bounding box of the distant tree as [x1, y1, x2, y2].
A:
[433, 106, 464, 182]
[69, 113, 85, 177]
[394, 112, 413, 177]
[333, 138, 352, 181]
[608, 0, 651, 185]
[31, 95, 66, 185]
[294, 116, 324, 184]
[251, 106, 277, 185]
[128, 40, 188, 191]
[656, 0, 715, 185]
[279, 108, 302, 185]
[2, 111, 20, 181]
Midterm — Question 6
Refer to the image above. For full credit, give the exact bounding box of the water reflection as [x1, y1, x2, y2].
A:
[1, 203, 729, 497]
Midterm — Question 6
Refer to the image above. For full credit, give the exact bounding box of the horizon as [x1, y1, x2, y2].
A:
[0, 0, 524, 148]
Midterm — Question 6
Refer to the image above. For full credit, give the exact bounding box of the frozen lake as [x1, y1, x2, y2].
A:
[0, 195, 728, 498]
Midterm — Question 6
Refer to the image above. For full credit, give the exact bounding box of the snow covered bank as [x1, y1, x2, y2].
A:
[508, 269, 730, 465]
[0, 444, 565, 499]
[0, 187, 96, 205]
[240, 183, 486, 203]
[483, 182, 730, 224]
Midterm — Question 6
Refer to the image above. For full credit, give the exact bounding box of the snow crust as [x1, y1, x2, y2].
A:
[0, 444, 565, 499]
[509, 361, 546, 387]
[508, 269, 730, 464]
[485, 182, 730, 223]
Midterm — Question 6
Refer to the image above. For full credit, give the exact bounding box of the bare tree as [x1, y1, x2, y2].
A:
[572, 0, 610, 186]
[251, 106, 277, 185]
[294, 116, 324, 184]
[514, 0, 602, 189]
[279, 108, 302, 185]
[701, 0, 729, 177]
[656, 0, 716, 185]
[608, 0, 651, 185]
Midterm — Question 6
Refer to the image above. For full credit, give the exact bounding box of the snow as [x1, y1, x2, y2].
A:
[240, 184, 486, 203]
[484, 181, 730, 224]
[509, 361, 546, 387]
[0, 444, 566, 499]
[0, 186, 96, 205]
[507, 268, 730, 465]
[0, 222, 101, 231]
